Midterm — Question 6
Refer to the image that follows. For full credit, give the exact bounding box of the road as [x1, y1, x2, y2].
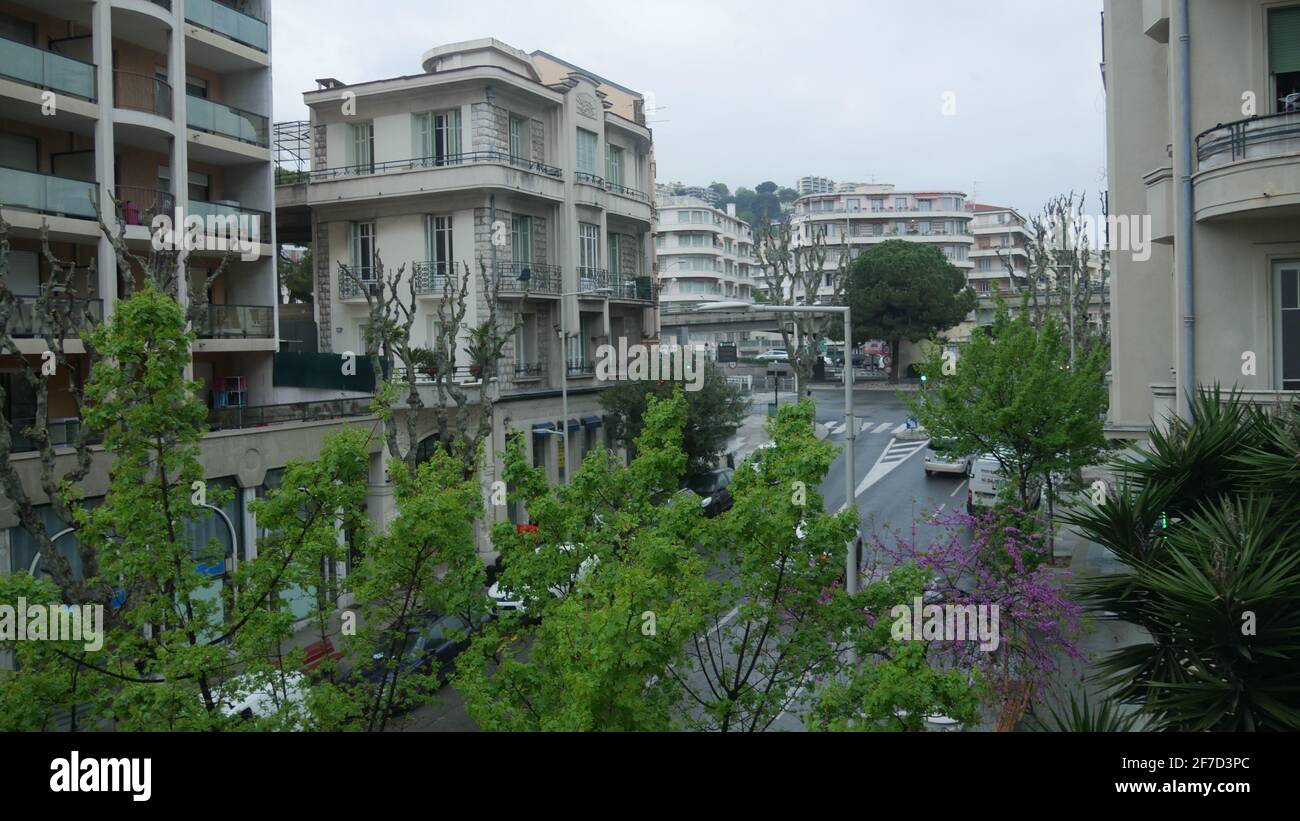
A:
[402, 384, 968, 732]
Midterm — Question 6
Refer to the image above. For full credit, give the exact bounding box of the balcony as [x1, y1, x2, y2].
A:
[206, 396, 375, 433]
[413, 260, 455, 297]
[112, 70, 172, 119]
[495, 261, 560, 296]
[196, 304, 274, 338]
[513, 362, 545, 380]
[306, 151, 564, 205]
[566, 358, 595, 378]
[5, 294, 104, 337]
[0, 36, 96, 101]
[338, 269, 379, 300]
[115, 186, 175, 225]
[607, 274, 656, 303]
[578, 266, 608, 295]
[8, 416, 99, 455]
[0, 166, 98, 221]
[185, 0, 269, 52]
[187, 95, 269, 146]
[1194, 112, 1300, 221]
[187, 198, 271, 242]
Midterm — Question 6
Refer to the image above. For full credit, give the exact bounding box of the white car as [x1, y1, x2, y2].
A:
[487, 544, 598, 617]
[966, 454, 1044, 514]
[215, 671, 310, 729]
[923, 439, 971, 477]
[755, 349, 790, 363]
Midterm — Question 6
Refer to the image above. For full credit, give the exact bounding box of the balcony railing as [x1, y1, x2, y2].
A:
[0, 166, 98, 220]
[575, 171, 605, 188]
[0, 35, 96, 100]
[5, 294, 104, 337]
[309, 151, 562, 181]
[567, 358, 595, 377]
[185, 0, 269, 52]
[495, 261, 560, 295]
[187, 95, 269, 146]
[113, 70, 172, 118]
[1196, 111, 1300, 170]
[513, 362, 545, 379]
[413, 260, 455, 296]
[338, 268, 379, 299]
[607, 275, 656, 302]
[196, 303, 274, 338]
[187, 198, 270, 241]
[8, 417, 100, 454]
[207, 396, 374, 433]
[114, 186, 175, 225]
[605, 180, 650, 202]
[578, 266, 608, 293]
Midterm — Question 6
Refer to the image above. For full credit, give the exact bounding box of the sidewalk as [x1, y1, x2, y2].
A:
[724, 393, 829, 466]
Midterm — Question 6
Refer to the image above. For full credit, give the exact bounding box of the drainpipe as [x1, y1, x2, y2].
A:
[1176, 0, 1195, 422]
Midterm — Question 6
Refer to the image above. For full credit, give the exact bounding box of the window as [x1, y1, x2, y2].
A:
[425, 215, 453, 270]
[847, 198, 861, 212]
[606, 144, 623, 186]
[509, 114, 527, 160]
[1276, 260, 1300, 390]
[512, 216, 532, 265]
[348, 121, 374, 172]
[576, 128, 598, 175]
[1270, 7, 1300, 112]
[515, 313, 535, 369]
[608, 233, 622, 276]
[414, 109, 461, 166]
[895, 197, 908, 210]
[677, 210, 690, 223]
[579, 223, 600, 279]
[351, 222, 376, 279]
[918, 200, 932, 212]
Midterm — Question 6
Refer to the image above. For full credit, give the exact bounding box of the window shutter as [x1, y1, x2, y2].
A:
[1270, 7, 1300, 75]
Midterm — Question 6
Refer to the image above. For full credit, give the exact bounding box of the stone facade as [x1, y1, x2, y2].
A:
[471, 102, 510, 156]
[314, 220, 332, 351]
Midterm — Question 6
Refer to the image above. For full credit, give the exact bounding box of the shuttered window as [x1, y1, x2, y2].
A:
[1269, 7, 1300, 74]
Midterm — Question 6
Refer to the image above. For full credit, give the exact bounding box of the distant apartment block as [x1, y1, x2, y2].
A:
[795, 175, 836, 196]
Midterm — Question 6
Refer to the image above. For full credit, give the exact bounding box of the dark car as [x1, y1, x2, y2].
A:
[687, 468, 734, 517]
[362, 610, 483, 699]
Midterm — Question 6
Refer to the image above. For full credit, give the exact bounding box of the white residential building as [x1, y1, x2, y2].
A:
[796, 175, 835, 196]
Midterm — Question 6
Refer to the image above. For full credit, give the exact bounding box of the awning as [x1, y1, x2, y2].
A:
[582, 415, 602, 429]
[532, 421, 555, 432]
[566, 418, 581, 433]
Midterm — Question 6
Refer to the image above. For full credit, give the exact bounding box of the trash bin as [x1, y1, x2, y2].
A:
[767, 402, 779, 417]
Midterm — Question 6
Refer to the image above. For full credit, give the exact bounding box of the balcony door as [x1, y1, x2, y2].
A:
[1276, 260, 1300, 391]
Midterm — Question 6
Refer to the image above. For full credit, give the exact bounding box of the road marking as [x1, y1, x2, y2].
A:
[706, 605, 741, 637]
[854, 437, 930, 498]
[949, 479, 968, 498]
[872, 422, 892, 434]
[827, 421, 845, 435]
[891, 423, 909, 435]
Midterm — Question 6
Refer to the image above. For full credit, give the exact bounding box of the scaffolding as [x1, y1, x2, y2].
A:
[273, 120, 311, 182]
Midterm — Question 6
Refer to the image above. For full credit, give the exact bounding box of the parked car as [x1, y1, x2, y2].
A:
[755, 349, 790, 363]
[686, 467, 734, 516]
[923, 439, 972, 477]
[967, 454, 1044, 514]
[487, 544, 598, 617]
[215, 671, 310, 730]
[363, 610, 482, 692]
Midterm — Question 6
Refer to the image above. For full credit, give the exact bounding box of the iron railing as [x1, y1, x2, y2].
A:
[338, 268, 379, 299]
[413, 260, 456, 295]
[309, 150, 562, 181]
[578, 266, 608, 293]
[513, 362, 545, 379]
[1196, 111, 1300, 168]
[605, 180, 649, 202]
[575, 171, 605, 188]
[495, 261, 561, 294]
[113, 70, 171, 118]
[114, 186, 174, 225]
[566, 358, 595, 377]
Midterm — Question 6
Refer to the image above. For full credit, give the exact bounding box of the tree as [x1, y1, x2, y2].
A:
[277, 246, 313, 304]
[1065, 390, 1300, 731]
[777, 187, 799, 203]
[455, 392, 711, 730]
[708, 181, 731, 205]
[843, 239, 975, 383]
[1021, 192, 1110, 365]
[752, 215, 851, 389]
[599, 360, 746, 477]
[908, 301, 1108, 528]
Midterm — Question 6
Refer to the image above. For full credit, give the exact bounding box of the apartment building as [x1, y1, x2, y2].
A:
[655, 196, 756, 307]
[789, 183, 974, 302]
[795, 175, 835, 196]
[1103, 1, 1300, 434]
[0, 1, 339, 607]
[276, 38, 658, 523]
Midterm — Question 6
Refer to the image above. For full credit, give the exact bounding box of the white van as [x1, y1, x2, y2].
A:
[966, 455, 1043, 514]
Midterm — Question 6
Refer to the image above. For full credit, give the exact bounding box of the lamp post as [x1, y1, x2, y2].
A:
[549, 285, 610, 484]
[694, 300, 860, 595]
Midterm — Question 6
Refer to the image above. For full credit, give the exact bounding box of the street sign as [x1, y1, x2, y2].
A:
[717, 342, 737, 364]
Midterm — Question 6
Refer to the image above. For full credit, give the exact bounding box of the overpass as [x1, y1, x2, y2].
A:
[658, 308, 787, 343]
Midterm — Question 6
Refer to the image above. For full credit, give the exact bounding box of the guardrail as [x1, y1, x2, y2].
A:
[310, 150, 562, 181]
[1196, 111, 1300, 169]
[0, 35, 96, 100]
[496, 261, 560, 294]
[207, 396, 373, 432]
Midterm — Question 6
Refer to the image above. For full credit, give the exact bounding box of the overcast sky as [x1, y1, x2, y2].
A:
[272, 0, 1107, 218]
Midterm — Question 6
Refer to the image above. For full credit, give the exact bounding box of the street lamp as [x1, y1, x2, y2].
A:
[694, 300, 861, 596]
[546, 285, 611, 484]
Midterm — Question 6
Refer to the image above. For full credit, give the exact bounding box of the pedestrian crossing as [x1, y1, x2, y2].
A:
[824, 420, 914, 437]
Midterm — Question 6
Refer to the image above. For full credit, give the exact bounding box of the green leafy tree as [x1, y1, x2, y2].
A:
[277, 247, 313, 304]
[909, 300, 1108, 523]
[456, 392, 710, 730]
[599, 360, 746, 477]
[843, 240, 975, 383]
